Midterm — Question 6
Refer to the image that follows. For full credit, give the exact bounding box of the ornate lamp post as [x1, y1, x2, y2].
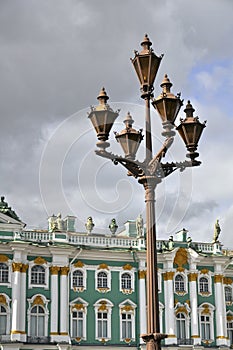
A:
[88, 35, 206, 350]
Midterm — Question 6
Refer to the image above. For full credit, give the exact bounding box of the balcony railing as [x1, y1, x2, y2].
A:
[27, 336, 50, 343]
[177, 338, 194, 345]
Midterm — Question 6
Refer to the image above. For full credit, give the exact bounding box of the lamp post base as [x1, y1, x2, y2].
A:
[141, 333, 167, 350]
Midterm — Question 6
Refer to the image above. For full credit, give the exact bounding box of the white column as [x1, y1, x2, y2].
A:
[139, 270, 147, 339]
[163, 271, 176, 345]
[11, 263, 22, 341]
[188, 272, 201, 344]
[19, 264, 28, 342]
[214, 274, 228, 346]
[59, 266, 69, 342]
[50, 266, 60, 341]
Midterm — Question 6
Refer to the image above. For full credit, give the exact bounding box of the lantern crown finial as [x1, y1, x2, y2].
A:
[161, 74, 173, 94]
[124, 112, 134, 129]
[140, 34, 152, 53]
[97, 87, 109, 103]
[184, 100, 195, 118]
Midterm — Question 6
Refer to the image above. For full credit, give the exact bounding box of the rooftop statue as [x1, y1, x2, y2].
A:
[213, 219, 221, 243]
[0, 196, 20, 221]
[85, 216, 95, 234]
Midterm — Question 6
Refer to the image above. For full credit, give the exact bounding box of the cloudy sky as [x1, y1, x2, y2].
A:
[1, 0, 233, 247]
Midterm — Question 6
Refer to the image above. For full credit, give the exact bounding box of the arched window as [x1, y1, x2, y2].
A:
[94, 299, 113, 340]
[176, 313, 186, 340]
[73, 270, 84, 288]
[225, 286, 232, 302]
[121, 273, 131, 290]
[30, 305, 45, 336]
[121, 313, 132, 339]
[72, 310, 84, 338]
[0, 305, 7, 335]
[200, 314, 211, 340]
[0, 264, 8, 283]
[97, 272, 108, 289]
[199, 277, 209, 293]
[175, 274, 185, 292]
[227, 320, 233, 345]
[31, 265, 45, 285]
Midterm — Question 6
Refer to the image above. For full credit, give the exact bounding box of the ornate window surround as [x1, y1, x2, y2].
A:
[198, 303, 215, 344]
[94, 298, 113, 342]
[0, 293, 11, 336]
[174, 302, 191, 340]
[198, 272, 212, 297]
[225, 285, 233, 305]
[174, 272, 188, 296]
[119, 270, 135, 295]
[95, 268, 111, 293]
[71, 265, 87, 292]
[70, 297, 88, 341]
[28, 258, 49, 289]
[27, 294, 49, 337]
[0, 255, 11, 287]
[119, 299, 137, 342]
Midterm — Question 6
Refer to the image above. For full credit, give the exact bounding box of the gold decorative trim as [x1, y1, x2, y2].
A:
[167, 334, 176, 338]
[174, 248, 188, 269]
[60, 266, 69, 275]
[0, 294, 7, 305]
[191, 335, 200, 338]
[176, 267, 185, 272]
[163, 271, 175, 280]
[224, 277, 233, 285]
[121, 305, 134, 312]
[124, 338, 131, 343]
[188, 273, 198, 282]
[123, 264, 132, 270]
[60, 332, 69, 335]
[200, 268, 209, 274]
[72, 303, 84, 311]
[21, 264, 28, 273]
[50, 266, 60, 275]
[216, 336, 227, 339]
[199, 291, 211, 297]
[185, 299, 190, 306]
[97, 287, 110, 293]
[74, 260, 84, 268]
[98, 263, 109, 270]
[50, 332, 59, 335]
[11, 330, 25, 334]
[122, 288, 133, 295]
[201, 304, 210, 315]
[175, 306, 188, 316]
[227, 315, 233, 322]
[12, 262, 22, 272]
[98, 301, 107, 311]
[75, 337, 82, 342]
[32, 295, 44, 306]
[138, 270, 146, 279]
[214, 274, 223, 283]
[0, 254, 9, 262]
[34, 256, 47, 265]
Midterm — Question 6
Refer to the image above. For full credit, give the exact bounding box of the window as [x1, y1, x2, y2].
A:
[97, 272, 108, 289]
[121, 273, 131, 290]
[94, 299, 113, 341]
[199, 277, 209, 293]
[176, 313, 186, 339]
[175, 274, 185, 292]
[31, 265, 45, 285]
[225, 286, 232, 302]
[72, 311, 84, 338]
[0, 305, 7, 335]
[73, 270, 84, 288]
[0, 264, 8, 283]
[121, 313, 132, 339]
[200, 315, 211, 340]
[227, 321, 233, 345]
[30, 305, 45, 336]
[97, 312, 108, 338]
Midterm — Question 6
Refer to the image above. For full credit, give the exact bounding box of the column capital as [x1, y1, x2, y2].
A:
[60, 266, 69, 275]
[214, 274, 223, 283]
[12, 262, 22, 272]
[138, 270, 147, 279]
[50, 266, 60, 275]
[163, 271, 175, 281]
[188, 272, 198, 282]
[21, 264, 28, 273]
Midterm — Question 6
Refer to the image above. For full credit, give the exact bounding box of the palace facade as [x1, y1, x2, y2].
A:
[0, 197, 233, 350]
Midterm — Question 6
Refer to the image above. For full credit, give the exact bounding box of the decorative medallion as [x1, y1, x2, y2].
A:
[75, 337, 82, 342]
[176, 266, 185, 272]
[175, 306, 188, 316]
[227, 315, 233, 322]
[34, 257, 47, 265]
[98, 301, 107, 311]
[0, 255, 9, 262]
[200, 268, 209, 274]
[0, 294, 7, 305]
[72, 303, 84, 311]
[174, 248, 188, 269]
[122, 288, 133, 295]
[121, 305, 134, 313]
[97, 287, 110, 293]
[201, 304, 210, 315]
[123, 264, 132, 270]
[98, 263, 109, 270]
[124, 338, 131, 343]
[74, 260, 84, 268]
[32, 295, 44, 306]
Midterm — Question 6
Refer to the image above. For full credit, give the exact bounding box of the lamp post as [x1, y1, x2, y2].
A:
[88, 35, 206, 350]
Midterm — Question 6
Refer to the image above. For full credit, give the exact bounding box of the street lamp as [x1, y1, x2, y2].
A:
[88, 35, 206, 350]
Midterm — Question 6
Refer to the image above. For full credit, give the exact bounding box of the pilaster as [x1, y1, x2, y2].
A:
[163, 271, 176, 344]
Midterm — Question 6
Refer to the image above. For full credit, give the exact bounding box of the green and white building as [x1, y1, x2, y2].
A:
[0, 197, 233, 350]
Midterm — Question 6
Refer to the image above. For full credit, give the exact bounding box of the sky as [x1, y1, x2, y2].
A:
[1, 0, 233, 247]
